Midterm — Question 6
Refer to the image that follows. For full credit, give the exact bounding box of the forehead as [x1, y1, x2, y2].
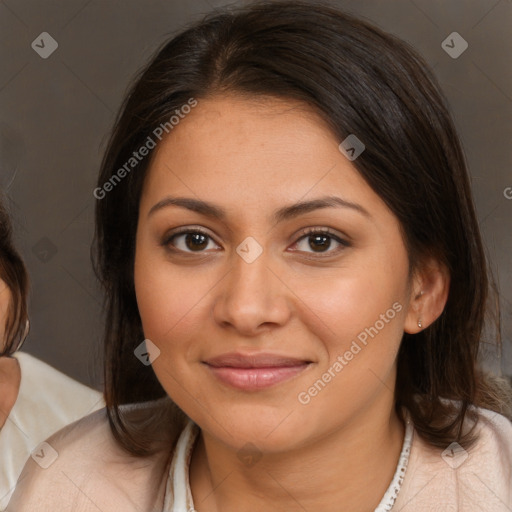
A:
[139, 94, 390, 226]
[152, 94, 337, 167]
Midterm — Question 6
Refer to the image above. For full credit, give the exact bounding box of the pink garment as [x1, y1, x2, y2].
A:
[7, 400, 512, 511]
[393, 407, 512, 511]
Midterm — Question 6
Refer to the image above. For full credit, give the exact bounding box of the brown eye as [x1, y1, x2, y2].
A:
[164, 229, 219, 253]
[307, 233, 332, 252]
[184, 232, 209, 251]
[292, 228, 349, 256]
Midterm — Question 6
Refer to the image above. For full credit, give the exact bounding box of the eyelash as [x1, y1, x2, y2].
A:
[296, 227, 350, 256]
[161, 226, 350, 258]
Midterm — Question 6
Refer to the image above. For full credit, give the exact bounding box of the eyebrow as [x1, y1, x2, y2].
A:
[147, 195, 371, 222]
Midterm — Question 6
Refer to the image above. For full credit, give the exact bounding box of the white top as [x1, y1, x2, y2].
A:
[6, 399, 512, 511]
[0, 352, 103, 510]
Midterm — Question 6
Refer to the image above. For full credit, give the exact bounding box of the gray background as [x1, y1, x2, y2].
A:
[1, 0, 511, 389]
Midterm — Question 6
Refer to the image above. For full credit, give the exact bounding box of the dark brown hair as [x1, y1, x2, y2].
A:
[0, 197, 29, 356]
[93, 0, 512, 455]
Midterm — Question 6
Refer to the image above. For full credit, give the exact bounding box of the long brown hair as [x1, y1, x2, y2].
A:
[93, 0, 512, 455]
[0, 197, 29, 356]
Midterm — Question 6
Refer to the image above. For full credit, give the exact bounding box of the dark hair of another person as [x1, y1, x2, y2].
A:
[0, 198, 29, 356]
[93, 0, 512, 456]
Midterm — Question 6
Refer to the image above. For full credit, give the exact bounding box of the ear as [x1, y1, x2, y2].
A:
[404, 258, 450, 334]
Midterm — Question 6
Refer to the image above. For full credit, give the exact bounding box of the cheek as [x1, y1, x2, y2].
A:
[291, 254, 409, 361]
[0, 285, 12, 347]
[293, 273, 407, 417]
[134, 246, 216, 356]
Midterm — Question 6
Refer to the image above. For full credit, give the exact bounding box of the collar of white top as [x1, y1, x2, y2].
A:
[164, 412, 414, 512]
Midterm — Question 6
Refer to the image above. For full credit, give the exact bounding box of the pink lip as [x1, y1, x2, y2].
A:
[203, 352, 312, 391]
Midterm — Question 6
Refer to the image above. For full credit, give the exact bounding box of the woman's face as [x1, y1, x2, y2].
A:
[0, 279, 12, 349]
[135, 95, 416, 452]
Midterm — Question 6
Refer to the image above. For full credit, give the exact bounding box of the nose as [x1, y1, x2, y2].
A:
[212, 249, 292, 336]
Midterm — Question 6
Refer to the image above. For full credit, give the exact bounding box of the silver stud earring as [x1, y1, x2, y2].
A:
[417, 319, 422, 329]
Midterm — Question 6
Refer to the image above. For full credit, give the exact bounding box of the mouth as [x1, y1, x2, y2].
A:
[203, 352, 313, 391]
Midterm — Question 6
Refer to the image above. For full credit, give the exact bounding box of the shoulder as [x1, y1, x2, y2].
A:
[15, 351, 102, 403]
[15, 352, 101, 407]
[396, 407, 512, 512]
[461, 407, 512, 502]
[11, 352, 104, 445]
[7, 399, 185, 511]
[473, 406, 512, 451]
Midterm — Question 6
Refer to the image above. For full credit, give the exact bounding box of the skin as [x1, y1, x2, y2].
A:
[0, 278, 21, 429]
[134, 95, 449, 512]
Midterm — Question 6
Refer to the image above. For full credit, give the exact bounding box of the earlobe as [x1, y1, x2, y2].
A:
[404, 260, 450, 334]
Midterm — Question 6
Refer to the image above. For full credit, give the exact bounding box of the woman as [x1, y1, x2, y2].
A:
[0, 199, 103, 510]
[9, 2, 512, 511]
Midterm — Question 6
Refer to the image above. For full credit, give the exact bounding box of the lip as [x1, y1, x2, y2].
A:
[203, 352, 312, 391]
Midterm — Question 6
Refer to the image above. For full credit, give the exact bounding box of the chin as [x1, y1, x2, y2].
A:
[192, 399, 319, 453]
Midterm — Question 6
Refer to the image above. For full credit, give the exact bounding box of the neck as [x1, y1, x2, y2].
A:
[0, 355, 21, 429]
[189, 396, 405, 512]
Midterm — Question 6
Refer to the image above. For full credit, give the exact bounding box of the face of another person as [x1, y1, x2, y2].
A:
[0, 279, 12, 349]
[134, 95, 421, 453]
[0, 277, 20, 431]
